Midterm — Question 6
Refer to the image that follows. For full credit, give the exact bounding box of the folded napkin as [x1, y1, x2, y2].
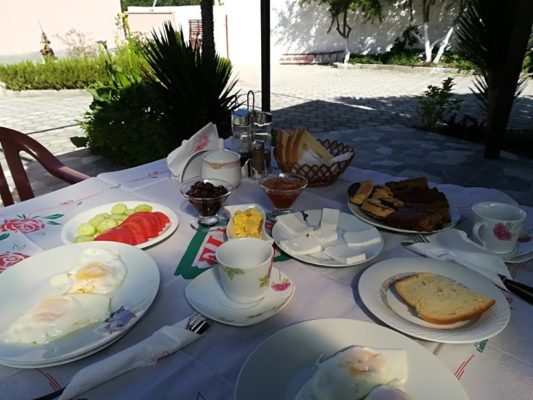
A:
[166, 122, 220, 178]
[298, 149, 354, 166]
[404, 228, 511, 286]
[59, 317, 204, 400]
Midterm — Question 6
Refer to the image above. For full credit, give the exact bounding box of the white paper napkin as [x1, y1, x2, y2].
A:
[297, 149, 354, 167]
[166, 122, 220, 178]
[59, 317, 204, 400]
[404, 229, 511, 286]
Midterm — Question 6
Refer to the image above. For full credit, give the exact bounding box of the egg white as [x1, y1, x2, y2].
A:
[295, 346, 408, 400]
[67, 248, 127, 295]
[0, 294, 110, 345]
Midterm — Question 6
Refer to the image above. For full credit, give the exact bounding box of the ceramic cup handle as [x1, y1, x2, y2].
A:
[473, 222, 487, 247]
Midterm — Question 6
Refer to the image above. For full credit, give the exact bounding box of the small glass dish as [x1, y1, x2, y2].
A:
[181, 178, 233, 227]
[259, 173, 308, 219]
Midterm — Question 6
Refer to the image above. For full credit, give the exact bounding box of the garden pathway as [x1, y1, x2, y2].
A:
[0, 64, 531, 206]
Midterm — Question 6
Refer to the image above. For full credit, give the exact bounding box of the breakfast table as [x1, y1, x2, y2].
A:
[0, 158, 532, 400]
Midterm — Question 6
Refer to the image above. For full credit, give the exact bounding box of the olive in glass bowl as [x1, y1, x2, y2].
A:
[181, 179, 233, 227]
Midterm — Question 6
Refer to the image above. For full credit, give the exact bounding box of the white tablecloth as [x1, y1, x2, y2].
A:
[0, 165, 531, 400]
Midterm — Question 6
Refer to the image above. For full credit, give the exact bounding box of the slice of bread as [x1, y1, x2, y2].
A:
[394, 273, 496, 325]
[348, 180, 374, 205]
[360, 198, 395, 219]
[296, 130, 333, 162]
[275, 129, 289, 164]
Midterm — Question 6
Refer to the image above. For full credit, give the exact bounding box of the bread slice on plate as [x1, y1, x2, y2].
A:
[348, 180, 374, 205]
[393, 273, 496, 325]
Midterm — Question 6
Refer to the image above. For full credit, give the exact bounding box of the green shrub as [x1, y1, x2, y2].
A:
[0, 39, 148, 91]
[76, 25, 239, 167]
[417, 77, 462, 130]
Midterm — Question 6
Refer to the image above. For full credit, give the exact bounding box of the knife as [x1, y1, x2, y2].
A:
[497, 274, 533, 305]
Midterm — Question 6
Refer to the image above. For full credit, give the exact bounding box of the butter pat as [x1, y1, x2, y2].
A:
[344, 229, 381, 247]
[309, 227, 338, 245]
[280, 236, 322, 256]
[276, 213, 313, 236]
[320, 208, 339, 230]
[324, 244, 366, 264]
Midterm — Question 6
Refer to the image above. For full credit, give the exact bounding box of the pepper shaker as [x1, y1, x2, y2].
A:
[251, 140, 266, 179]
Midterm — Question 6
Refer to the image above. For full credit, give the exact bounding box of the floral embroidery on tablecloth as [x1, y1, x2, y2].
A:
[0, 251, 30, 272]
[0, 213, 63, 233]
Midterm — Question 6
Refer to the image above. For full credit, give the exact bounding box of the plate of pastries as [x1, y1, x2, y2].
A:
[347, 177, 460, 233]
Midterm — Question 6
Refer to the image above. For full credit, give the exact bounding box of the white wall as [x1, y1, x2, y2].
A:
[0, 0, 121, 63]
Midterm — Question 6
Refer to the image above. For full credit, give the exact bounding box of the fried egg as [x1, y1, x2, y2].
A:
[0, 294, 110, 344]
[295, 346, 408, 400]
[51, 248, 127, 295]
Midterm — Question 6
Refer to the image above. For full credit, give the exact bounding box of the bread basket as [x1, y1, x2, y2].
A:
[275, 139, 355, 187]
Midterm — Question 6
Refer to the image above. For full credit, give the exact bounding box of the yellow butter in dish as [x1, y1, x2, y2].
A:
[231, 209, 263, 239]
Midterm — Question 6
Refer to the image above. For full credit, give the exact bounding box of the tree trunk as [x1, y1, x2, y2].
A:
[201, 0, 215, 59]
[343, 37, 351, 64]
[434, 26, 454, 64]
[423, 23, 433, 63]
[484, 0, 533, 159]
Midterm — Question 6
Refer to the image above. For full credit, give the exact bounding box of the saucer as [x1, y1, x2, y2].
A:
[467, 232, 533, 264]
[185, 266, 295, 327]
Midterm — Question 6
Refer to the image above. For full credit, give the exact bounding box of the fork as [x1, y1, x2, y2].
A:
[186, 311, 210, 334]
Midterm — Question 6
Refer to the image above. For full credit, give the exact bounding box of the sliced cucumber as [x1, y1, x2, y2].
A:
[134, 204, 153, 212]
[111, 203, 127, 215]
[76, 223, 96, 236]
[75, 235, 94, 243]
[96, 219, 118, 233]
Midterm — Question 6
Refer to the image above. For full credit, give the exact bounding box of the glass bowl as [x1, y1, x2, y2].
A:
[181, 178, 233, 227]
[259, 173, 308, 219]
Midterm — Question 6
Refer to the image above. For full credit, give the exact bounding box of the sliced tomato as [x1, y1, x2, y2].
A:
[94, 226, 136, 245]
[135, 211, 164, 231]
[152, 211, 170, 229]
[123, 213, 159, 238]
[120, 221, 149, 244]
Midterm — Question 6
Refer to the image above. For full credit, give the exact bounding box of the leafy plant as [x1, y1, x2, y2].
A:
[417, 77, 462, 130]
[142, 22, 239, 139]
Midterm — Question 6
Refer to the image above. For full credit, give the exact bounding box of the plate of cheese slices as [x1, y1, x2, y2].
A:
[272, 209, 383, 267]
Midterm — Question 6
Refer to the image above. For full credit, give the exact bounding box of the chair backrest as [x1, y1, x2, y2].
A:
[0, 127, 91, 206]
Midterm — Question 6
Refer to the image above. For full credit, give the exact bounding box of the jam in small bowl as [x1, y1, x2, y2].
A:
[259, 173, 307, 218]
[181, 179, 233, 226]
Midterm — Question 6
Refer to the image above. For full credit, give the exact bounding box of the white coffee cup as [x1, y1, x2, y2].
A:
[472, 202, 526, 254]
[201, 149, 242, 188]
[216, 238, 274, 304]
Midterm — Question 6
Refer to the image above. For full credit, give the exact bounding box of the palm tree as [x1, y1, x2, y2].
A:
[200, 0, 215, 59]
[455, 0, 533, 159]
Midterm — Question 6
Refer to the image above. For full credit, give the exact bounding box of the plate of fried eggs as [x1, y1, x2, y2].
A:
[0, 242, 159, 368]
[235, 319, 468, 400]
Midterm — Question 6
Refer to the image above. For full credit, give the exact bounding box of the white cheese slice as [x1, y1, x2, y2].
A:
[276, 213, 313, 236]
[324, 244, 366, 264]
[320, 208, 340, 230]
[344, 229, 381, 247]
[308, 251, 333, 261]
[280, 236, 322, 256]
[308, 227, 338, 245]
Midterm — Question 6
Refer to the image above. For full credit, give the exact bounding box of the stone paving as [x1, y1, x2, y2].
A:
[0, 64, 532, 206]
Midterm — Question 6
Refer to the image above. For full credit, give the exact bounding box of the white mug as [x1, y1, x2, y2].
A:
[472, 202, 526, 254]
[216, 238, 274, 304]
[201, 149, 242, 188]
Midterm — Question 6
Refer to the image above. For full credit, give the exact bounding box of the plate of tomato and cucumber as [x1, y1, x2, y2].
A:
[61, 201, 179, 248]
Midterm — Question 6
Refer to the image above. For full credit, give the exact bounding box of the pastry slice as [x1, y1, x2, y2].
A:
[348, 180, 374, 205]
[360, 198, 395, 219]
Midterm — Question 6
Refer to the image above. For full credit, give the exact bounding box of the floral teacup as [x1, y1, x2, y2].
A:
[472, 202, 526, 254]
[216, 238, 274, 304]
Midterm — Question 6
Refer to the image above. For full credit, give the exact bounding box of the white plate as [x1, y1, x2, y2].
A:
[235, 318, 469, 400]
[224, 203, 274, 244]
[185, 266, 294, 327]
[0, 242, 160, 368]
[359, 257, 510, 343]
[61, 201, 179, 249]
[348, 201, 461, 234]
[272, 210, 383, 267]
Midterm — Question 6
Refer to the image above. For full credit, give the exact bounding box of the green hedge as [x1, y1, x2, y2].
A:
[0, 45, 147, 91]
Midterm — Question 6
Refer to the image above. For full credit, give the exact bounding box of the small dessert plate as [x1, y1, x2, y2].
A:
[224, 204, 274, 244]
[185, 266, 295, 327]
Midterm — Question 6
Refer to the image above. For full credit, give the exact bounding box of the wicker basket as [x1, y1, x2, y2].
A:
[275, 139, 355, 187]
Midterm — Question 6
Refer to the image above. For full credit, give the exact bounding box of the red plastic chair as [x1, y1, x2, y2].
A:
[0, 127, 90, 206]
